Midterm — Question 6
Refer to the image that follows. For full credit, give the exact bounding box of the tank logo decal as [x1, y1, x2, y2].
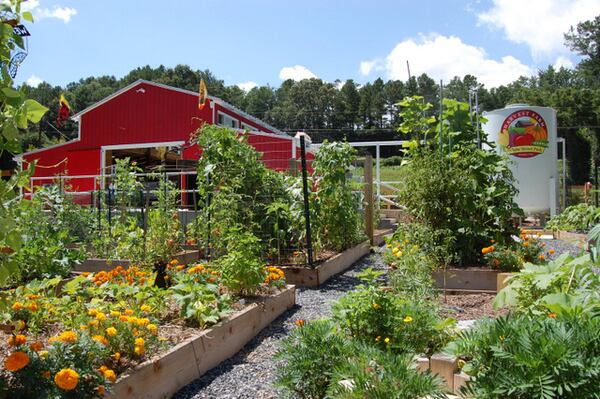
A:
[498, 109, 548, 158]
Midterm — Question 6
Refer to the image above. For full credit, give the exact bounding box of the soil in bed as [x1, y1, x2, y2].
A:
[438, 293, 509, 321]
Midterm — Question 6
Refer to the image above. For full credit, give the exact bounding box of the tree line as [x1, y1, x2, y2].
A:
[18, 16, 600, 184]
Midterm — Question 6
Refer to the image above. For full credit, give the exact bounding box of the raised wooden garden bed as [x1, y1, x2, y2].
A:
[416, 354, 469, 395]
[74, 250, 201, 273]
[281, 240, 371, 287]
[433, 268, 500, 293]
[556, 230, 588, 245]
[107, 285, 296, 399]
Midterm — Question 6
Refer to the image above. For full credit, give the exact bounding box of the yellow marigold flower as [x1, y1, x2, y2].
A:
[11, 302, 24, 311]
[112, 352, 121, 361]
[88, 319, 99, 327]
[392, 247, 399, 254]
[384, 337, 390, 344]
[403, 316, 413, 323]
[57, 331, 77, 343]
[98, 365, 108, 373]
[169, 259, 179, 266]
[395, 251, 403, 258]
[110, 310, 121, 317]
[105, 327, 117, 337]
[103, 369, 116, 383]
[39, 350, 49, 359]
[137, 318, 150, 327]
[4, 351, 29, 371]
[96, 312, 106, 321]
[54, 368, 79, 391]
[7, 334, 26, 346]
[92, 335, 108, 346]
[135, 337, 145, 347]
[140, 304, 151, 313]
[124, 309, 134, 315]
[147, 324, 158, 335]
[372, 303, 381, 310]
[386, 244, 392, 248]
[134, 345, 145, 356]
[79, 324, 88, 330]
[88, 308, 98, 317]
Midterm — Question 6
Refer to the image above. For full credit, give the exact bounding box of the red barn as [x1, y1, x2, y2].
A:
[16, 80, 302, 203]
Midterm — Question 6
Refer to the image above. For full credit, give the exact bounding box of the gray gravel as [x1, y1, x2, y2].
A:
[174, 248, 387, 399]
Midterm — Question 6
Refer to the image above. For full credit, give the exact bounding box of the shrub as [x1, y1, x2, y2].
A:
[326, 344, 447, 399]
[332, 271, 455, 357]
[447, 313, 600, 399]
[275, 319, 352, 399]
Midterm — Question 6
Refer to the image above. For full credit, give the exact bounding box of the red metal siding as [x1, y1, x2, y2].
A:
[79, 83, 211, 148]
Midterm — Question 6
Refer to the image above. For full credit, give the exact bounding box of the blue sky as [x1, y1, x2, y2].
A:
[16, 0, 600, 90]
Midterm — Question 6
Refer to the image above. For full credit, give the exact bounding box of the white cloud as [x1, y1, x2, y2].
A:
[36, 6, 77, 23]
[21, 0, 40, 12]
[478, 0, 600, 59]
[237, 81, 258, 91]
[361, 34, 533, 87]
[278, 65, 317, 81]
[553, 56, 574, 69]
[25, 75, 43, 87]
[20, 1, 77, 23]
[359, 60, 377, 76]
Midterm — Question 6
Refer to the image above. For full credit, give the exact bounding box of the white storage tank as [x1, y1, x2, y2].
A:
[483, 104, 558, 217]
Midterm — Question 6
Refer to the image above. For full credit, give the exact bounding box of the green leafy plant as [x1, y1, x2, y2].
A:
[326, 344, 447, 399]
[494, 253, 600, 316]
[274, 319, 353, 399]
[311, 141, 364, 252]
[546, 203, 600, 232]
[446, 313, 600, 399]
[170, 277, 231, 328]
[332, 272, 455, 358]
[216, 227, 267, 294]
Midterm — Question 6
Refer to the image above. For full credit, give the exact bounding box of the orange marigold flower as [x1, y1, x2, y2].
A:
[134, 345, 145, 356]
[93, 335, 108, 346]
[42, 370, 51, 379]
[27, 302, 38, 312]
[8, 334, 26, 346]
[112, 352, 121, 362]
[548, 313, 557, 318]
[539, 255, 545, 261]
[523, 241, 530, 247]
[11, 302, 24, 311]
[54, 368, 79, 391]
[29, 342, 43, 352]
[103, 369, 117, 383]
[295, 319, 305, 327]
[57, 331, 77, 343]
[135, 337, 145, 347]
[124, 309, 134, 315]
[4, 351, 29, 371]
[549, 249, 555, 254]
[96, 385, 106, 395]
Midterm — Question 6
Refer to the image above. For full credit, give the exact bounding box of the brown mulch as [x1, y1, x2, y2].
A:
[438, 293, 509, 321]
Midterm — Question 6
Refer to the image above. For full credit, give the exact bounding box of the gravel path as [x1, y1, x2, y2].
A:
[174, 248, 387, 399]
